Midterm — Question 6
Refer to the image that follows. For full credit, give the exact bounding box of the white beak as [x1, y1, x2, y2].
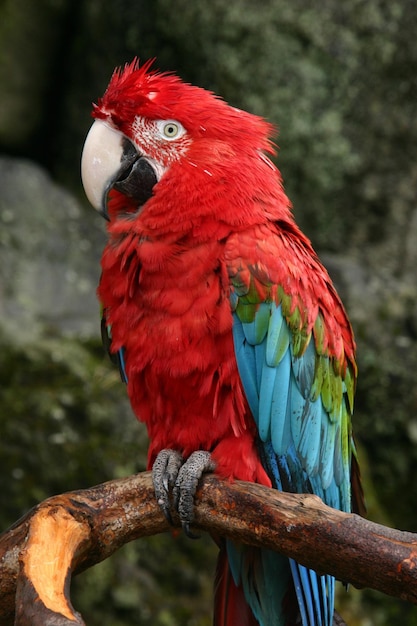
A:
[81, 120, 125, 212]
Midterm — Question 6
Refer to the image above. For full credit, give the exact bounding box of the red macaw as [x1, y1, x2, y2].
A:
[81, 59, 364, 626]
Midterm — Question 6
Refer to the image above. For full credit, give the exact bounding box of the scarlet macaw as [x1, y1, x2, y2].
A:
[81, 59, 364, 626]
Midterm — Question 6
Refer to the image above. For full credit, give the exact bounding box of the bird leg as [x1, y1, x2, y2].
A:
[152, 449, 184, 524]
[173, 450, 216, 535]
[152, 449, 216, 536]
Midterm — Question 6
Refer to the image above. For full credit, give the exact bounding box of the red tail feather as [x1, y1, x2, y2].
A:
[214, 545, 259, 626]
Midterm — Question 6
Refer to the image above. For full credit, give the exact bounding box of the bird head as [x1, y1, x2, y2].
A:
[81, 59, 278, 223]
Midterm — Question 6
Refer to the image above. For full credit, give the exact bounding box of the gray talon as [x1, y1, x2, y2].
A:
[152, 449, 216, 535]
[182, 521, 200, 540]
[152, 449, 183, 522]
[174, 451, 216, 529]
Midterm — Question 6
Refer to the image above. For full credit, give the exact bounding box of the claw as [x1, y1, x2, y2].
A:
[152, 449, 183, 523]
[174, 451, 216, 534]
[152, 449, 216, 536]
[182, 521, 200, 540]
[163, 475, 169, 492]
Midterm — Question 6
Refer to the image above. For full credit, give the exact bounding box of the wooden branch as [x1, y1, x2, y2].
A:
[1, 472, 417, 625]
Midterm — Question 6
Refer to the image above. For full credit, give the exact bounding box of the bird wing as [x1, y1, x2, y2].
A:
[225, 224, 361, 625]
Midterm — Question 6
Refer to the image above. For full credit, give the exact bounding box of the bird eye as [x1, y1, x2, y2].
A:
[156, 120, 186, 141]
[163, 122, 179, 137]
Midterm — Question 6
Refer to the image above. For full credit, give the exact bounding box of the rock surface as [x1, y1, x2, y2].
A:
[0, 157, 104, 341]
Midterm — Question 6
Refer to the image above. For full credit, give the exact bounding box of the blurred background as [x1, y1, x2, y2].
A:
[0, 0, 416, 624]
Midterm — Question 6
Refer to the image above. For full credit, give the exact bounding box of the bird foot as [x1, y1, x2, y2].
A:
[152, 449, 216, 537]
[152, 449, 184, 524]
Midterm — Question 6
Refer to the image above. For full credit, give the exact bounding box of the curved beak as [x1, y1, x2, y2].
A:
[81, 120, 126, 217]
[81, 120, 157, 220]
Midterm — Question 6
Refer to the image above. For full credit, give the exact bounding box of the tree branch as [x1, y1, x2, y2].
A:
[1, 472, 416, 625]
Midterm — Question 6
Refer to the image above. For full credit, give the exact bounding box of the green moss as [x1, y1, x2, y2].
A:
[0, 333, 217, 624]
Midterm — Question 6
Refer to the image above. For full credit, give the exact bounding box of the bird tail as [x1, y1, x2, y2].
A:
[214, 544, 259, 626]
[214, 540, 340, 626]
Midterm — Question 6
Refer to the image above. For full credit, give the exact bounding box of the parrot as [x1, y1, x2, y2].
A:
[81, 59, 364, 626]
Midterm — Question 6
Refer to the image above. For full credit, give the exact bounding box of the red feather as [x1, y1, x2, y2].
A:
[92, 60, 360, 625]
[96, 59, 356, 477]
[214, 545, 259, 626]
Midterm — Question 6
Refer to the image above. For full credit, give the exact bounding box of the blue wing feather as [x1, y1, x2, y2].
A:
[289, 374, 305, 452]
[232, 321, 259, 421]
[232, 301, 353, 626]
[242, 302, 271, 345]
[297, 397, 322, 477]
[319, 408, 337, 490]
[255, 341, 267, 394]
[265, 304, 290, 366]
[227, 541, 292, 626]
[290, 560, 310, 625]
[291, 337, 316, 398]
[259, 363, 277, 440]
[270, 349, 292, 454]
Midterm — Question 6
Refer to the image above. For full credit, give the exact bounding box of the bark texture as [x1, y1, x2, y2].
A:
[1, 472, 416, 625]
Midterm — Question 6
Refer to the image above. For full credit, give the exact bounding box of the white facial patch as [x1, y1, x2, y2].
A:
[131, 116, 192, 167]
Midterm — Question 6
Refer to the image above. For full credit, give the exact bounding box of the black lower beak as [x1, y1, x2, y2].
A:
[102, 137, 158, 220]
[113, 156, 158, 206]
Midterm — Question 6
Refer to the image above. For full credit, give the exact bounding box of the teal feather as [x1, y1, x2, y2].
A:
[297, 397, 322, 476]
[265, 303, 290, 366]
[291, 337, 316, 398]
[255, 341, 266, 392]
[329, 373, 343, 422]
[320, 356, 333, 415]
[231, 284, 355, 626]
[310, 355, 324, 402]
[230, 289, 239, 311]
[285, 442, 311, 495]
[258, 362, 277, 441]
[289, 375, 305, 452]
[270, 348, 292, 454]
[227, 541, 290, 626]
[324, 480, 341, 510]
[242, 302, 270, 345]
[232, 318, 259, 422]
[319, 409, 337, 490]
[333, 423, 343, 487]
